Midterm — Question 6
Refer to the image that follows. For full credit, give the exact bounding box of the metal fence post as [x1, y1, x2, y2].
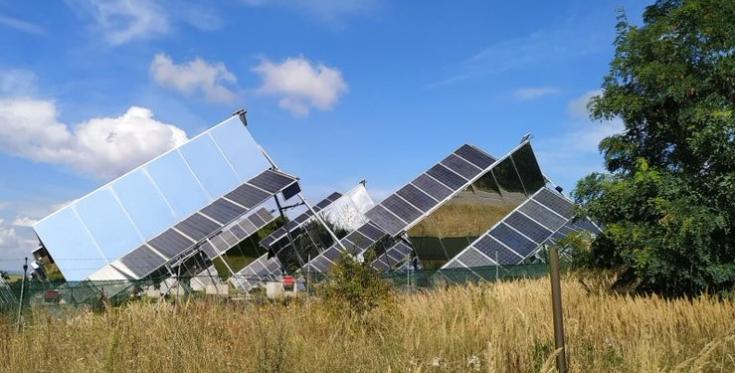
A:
[548, 247, 567, 373]
[16, 257, 28, 332]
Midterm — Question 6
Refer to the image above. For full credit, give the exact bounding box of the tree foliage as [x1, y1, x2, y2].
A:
[574, 0, 735, 296]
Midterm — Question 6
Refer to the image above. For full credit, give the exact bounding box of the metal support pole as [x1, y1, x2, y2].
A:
[16, 257, 28, 332]
[549, 247, 567, 373]
[495, 251, 499, 281]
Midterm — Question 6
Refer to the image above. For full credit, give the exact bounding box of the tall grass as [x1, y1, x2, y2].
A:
[1, 274, 733, 372]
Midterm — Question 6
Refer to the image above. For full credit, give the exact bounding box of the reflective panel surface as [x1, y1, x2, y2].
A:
[33, 116, 274, 281]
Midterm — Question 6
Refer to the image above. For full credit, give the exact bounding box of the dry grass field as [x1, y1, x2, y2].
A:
[1, 273, 734, 372]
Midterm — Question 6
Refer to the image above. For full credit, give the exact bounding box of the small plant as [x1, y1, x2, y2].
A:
[318, 250, 396, 326]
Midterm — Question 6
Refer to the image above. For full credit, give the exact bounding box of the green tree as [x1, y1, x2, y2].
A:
[574, 0, 735, 296]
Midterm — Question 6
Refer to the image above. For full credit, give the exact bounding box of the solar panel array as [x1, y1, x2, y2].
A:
[197, 207, 276, 260]
[372, 240, 413, 271]
[365, 144, 496, 236]
[302, 221, 389, 273]
[33, 115, 297, 281]
[113, 172, 294, 280]
[259, 192, 343, 251]
[442, 187, 599, 271]
[231, 254, 284, 291]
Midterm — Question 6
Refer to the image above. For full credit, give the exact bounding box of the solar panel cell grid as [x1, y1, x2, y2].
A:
[248, 212, 266, 227]
[119, 245, 166, 278]
[504, 212, 553, 244]
[323, 247, 341, 261]
[201, 199, 246, 224]
[225, 183, 270, 209]
[518, 200, 567, 231]
[489, 223, 537, 258]
[149, 229, 194, 258]
[256, 208, 273, 222]
[426, 164, 467, 191]
[472, 235, 522, 265]
[365, 206, 407, 236]
[381, 195, 422, 223]
[396, 184, 437, 212]
[248, 170, 295, 193]
[534, 189, 574, 219]
[326, 192, 343, 201]
[456, 248, 490, 268]
[454, 144, 496, 169]
[440, 154, 483, 180]
[357, 222, 387, 241]
[239, 219, 258, 236]
[411, 174, 452, 201]
[229, 224, 247, 239]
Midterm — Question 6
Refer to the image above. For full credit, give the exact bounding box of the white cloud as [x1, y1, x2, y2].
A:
[150, 53, 238, 103]
[513, 86, 560, 101]
[0, 69, 37, 96]
[242, 0, 379, 23]
[67, 0, 170, 45]
[0, 218, 37, 271]
[253, 56, 347, 117]
[12, 217, 37, 227]
[567, 89, 602, 118]
[0, 99, 188, 179]
[535, 90, 623, 190]
[0, 14, 45, 35]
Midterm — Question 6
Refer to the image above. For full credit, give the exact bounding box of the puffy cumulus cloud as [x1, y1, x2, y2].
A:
[253, 56, 347, 117]
[67, 0, 170, 45]
[0, 98, 188, 179]
[512, 86, 560, 101]
[150, 53, 238, 103]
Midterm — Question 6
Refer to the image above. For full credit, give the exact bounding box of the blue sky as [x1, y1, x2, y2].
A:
[0, 0, 648, 272]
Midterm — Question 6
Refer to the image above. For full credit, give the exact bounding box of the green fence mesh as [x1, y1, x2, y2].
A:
[0, 263, 554, 318]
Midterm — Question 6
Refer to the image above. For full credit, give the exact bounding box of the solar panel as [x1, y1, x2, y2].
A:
[489, 223, 537, 257]
[455, 247, 491, 267]
[426, 164, 467, 190]
[440, 154, 483, 180]
[534, 189, 574, 219]
[118, 245, 167, 278]
[357, 222, 388, 241]
[454, 144, 496, 169]
[518, 200, 567, 231]
[411, 174, 452, 201]
[365, 205, 406, 236]
[248, 212, 266, 227]
[248, 170, 297, 194]
[238, 219, 258, 236]
[472, 235, 522, 265]
[175, 213, 220, 241]
[225, 184, 271, 209]
[380, 195, 423, 223]
[396, 184, 437, 212]
[322, 246, 341, 262]
[201, 199, 247, 224]
[149, 229, 194, 258]
[504, 212, 552, 244]
[229, 224, 247, 240]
